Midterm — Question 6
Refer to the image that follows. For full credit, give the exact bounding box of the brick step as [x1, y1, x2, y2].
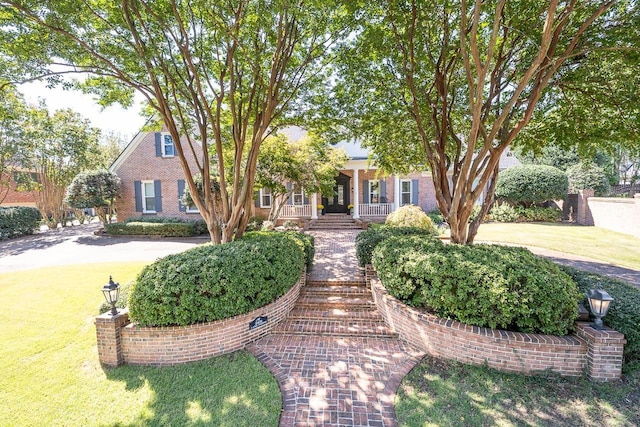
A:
[306, 279, 366, 287]
[296, 295, 375, 310]
[300, 285, 371, 297]
[288, 307, 382, 320]
[272, 319, 398, 338]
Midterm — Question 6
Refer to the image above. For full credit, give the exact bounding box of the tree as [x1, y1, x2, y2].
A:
[65, 170, 121, 224]
[0, 86, 26, 203]
[1, 1, 349, 243]
[566, 161, 610, 195]
[18, 105, 102, 227]
[254, 131, 347, 221]
[323, 0, 631, 243]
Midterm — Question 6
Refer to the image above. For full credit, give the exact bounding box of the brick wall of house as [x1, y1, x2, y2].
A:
[112, 132, 204, 222]
[367, 268, 625, 381]
[0, 172, 38, 207]
[94, 271, 305, 366]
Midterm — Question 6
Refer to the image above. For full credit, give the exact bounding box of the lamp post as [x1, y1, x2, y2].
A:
[102, 276, 120, 316]
[586, 287, 614, 330]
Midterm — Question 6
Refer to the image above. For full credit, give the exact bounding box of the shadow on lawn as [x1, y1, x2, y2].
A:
[100, 351, 281, 427]
[396, 355, 640, 427]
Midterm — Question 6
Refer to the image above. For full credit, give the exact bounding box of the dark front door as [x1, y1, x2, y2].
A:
[322, 173, 350, 213]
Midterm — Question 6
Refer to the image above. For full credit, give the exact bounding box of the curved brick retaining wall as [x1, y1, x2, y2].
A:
[96, 271, 305, 366]
[366, 267, 625, 381]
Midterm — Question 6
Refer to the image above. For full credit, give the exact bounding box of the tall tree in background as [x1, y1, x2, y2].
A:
[0, 86, 26, 203]
[1, 0, 349, 243]
[18, 105, 102, 227]
[325, 0, 633, 243]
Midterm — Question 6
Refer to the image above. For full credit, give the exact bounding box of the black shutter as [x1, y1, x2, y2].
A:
[363, 180, 369, 204]
[154, 180, 162, 212]
[412, 179, 419, 205]
[155, 133, 162, 157]
[134, 181, 142, 212]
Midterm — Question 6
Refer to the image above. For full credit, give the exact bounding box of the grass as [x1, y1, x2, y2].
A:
[0, 263, 280, 427]
[397, 355, 640, 427]
[474, 222, 640, 271]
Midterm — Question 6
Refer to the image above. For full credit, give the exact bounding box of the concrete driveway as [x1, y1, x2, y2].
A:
[0, 223, 204, 273]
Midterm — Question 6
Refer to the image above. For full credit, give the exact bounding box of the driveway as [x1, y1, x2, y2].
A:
[0, 223, 204, 273]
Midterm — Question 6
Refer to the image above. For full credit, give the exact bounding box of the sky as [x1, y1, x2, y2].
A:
[17, 80, 148, 143]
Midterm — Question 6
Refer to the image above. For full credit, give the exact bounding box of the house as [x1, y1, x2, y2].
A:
[0, 169, 41, 208]
[110, 126, 521, 223]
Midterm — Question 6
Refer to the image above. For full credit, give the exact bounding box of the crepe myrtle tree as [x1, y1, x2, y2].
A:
[325, 0, 632, 243]
[65, 170, 121, 225]
[1, 0, 351, 243]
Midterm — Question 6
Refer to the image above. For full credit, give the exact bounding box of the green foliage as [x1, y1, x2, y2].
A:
[355, 225, 438, 267]
[123, 216, 208, 235]
[65, 170, 121, 224]
[561, 266, 640, 367]
[427, 208, 445, 225]
[495, 165, 568, 207]
[243, 230, 314, 270]
[489, 204, 562, 223]
[385, 205, 437, 233]
[0, 206, 42, 240]
[373, 236, 581, 335]
[566, 161, 611, 196]
[129, 232, 305, 326]
[105, 222, 197, 237]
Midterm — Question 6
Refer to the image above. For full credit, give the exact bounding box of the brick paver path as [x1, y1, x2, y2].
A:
[249, 230, 424, 427]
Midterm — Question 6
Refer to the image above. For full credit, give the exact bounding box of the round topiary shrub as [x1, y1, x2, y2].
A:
[495, 165, 568, 207]
[385, 205, 436, 232]
[372, 236, 581, 335]
[129, 232, 305, 326]
[355, 225, 439, 267]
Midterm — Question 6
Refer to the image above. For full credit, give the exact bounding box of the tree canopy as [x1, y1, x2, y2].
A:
[0, 0, 350, 243]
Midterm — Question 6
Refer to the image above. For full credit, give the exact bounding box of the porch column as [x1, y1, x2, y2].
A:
[353, 169, 360, 219]
[311, 192, 318, 220]
[394, 174, 401, 211]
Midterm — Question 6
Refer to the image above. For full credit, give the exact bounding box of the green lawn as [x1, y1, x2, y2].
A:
[474, 222, 640, 271]
[0, 263, 280, 427]
[397, 355, 640, 427]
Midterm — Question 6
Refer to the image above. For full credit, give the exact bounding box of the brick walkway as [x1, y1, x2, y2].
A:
[249, 230, 424, 427]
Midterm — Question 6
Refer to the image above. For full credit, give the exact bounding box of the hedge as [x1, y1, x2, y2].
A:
[0, 206, 42, 240]
[561, 266, 640, 369]
[124, 216, 209, 235]
[243, 231, 315, 270]
[372, 236, 581, 335]
[489, 204, 562, 223]
[105, 222, 197, 237]
[129, 232, 305, 326]
[355, 226, 439, 267]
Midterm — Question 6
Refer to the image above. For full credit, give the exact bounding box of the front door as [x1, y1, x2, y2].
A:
[322, 173, 350, 213]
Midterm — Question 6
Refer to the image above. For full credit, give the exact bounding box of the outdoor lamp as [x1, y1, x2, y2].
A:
[102, 276, 120, 316]
[586, 287, 614, 330]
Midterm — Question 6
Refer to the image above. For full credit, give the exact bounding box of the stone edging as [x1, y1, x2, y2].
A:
[96, 270, 305, 366]
[366, 266, 626, 381]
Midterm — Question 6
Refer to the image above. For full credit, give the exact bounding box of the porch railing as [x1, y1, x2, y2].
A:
[280, 204, 312, 218]
[358, 203, 394, 216]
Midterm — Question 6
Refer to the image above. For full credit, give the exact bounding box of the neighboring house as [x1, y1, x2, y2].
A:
[0, 169, 41, 208]
[111, 126, 521, 223]
[109, 130, 203, 222]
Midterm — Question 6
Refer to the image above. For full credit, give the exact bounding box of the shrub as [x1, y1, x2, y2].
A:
[566, 161, 610, 196]
[561, 266, 640, 369]
[355, 225, 438, 267]
[495, 165, 568, 207]
[65, 170, 120, 224]
[246, 216, 265, 232]
[129, 232, 305, 326]
[385, 205, 436, 233]
[0, 206, 42, 240]
[105, 222, 196, 237]
[427, 208, 445, 225]
[372, 236, 581, 335]
[489, 204, 562, 223]
[489, 203, 519, 222]
[244, 231, 315, 270]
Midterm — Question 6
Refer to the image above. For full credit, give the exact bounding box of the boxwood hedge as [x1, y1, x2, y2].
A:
[243, 231, 315, 270]
[129, 232, 305, 326]
[355, 226, 438, 267]
[0, 206, 41, 240]
[372, 236, 581, 335]
[561, 266, 640, 369]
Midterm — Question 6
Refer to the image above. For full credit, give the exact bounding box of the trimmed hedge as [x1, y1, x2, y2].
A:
[0, 206, 42, 240]
[129, 232, 305, 326]
[243, 231, 315, 270]
[489, 204, 562, 223]
[561, 266, 640, 369]
[355, 226, 438, 267]
[105, 222, 197, 237]
[372, 236, 581, 335]
[495, 165, 568, 206]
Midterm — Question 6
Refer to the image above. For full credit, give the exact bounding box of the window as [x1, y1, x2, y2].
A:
[369, 180, 380, 204]
[260, 188, 272, 208]
[161, 133, 174, 157]
[292, 188, 304, 206]
[142, 181, 156, 213]
[401, 180, 412, 206]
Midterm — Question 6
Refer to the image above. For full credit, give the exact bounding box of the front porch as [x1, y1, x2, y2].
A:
[280, 202, 395, 219]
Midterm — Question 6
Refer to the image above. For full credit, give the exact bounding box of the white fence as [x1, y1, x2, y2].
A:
[359, 203, 394, 216]
[280, 204, 312, 218]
